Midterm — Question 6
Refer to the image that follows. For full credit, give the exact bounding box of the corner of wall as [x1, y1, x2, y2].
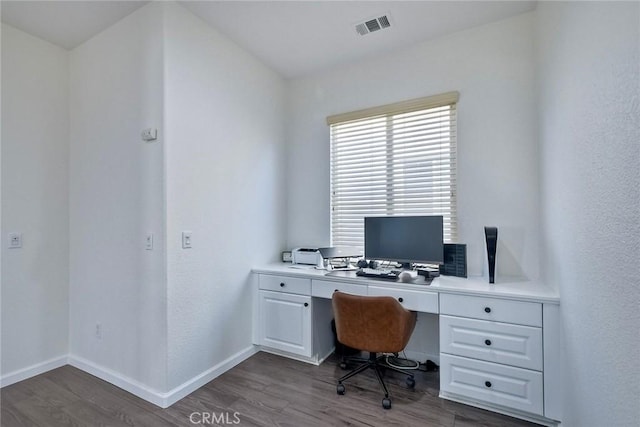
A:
[68, 0, 168, 393]
[1, 23, 70, 378]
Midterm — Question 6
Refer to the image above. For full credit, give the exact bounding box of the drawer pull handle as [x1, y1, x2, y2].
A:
[398, 297, 404, 303]
[304, 302, 309, 307]
[484, 307, 491, 313]
[485, 339, 492, 346]
[280, 282, 285, 287]
[485, 381, 492, 388]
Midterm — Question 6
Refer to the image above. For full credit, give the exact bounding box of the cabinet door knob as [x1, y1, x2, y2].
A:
[398, 297, 404, 303]
[280, 282, 285, 287]
[484, 307, 491, 313]
[485, 339, 492, 346]
[304, 302, 309, 307]
[485, 381, 492, 388]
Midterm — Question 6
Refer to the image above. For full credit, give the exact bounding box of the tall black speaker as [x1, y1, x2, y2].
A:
[484, 227, 498, 284]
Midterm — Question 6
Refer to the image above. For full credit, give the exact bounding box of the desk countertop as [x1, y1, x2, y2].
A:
[252, 263, 560, 304]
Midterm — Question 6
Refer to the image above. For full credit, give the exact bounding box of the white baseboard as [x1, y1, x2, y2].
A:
[2, 347, 257, 408]
[258, 346, 323, 366]
[439, 390, 560, 427]
[68, 354, 167, 407]
[0, 355, 68, 388]
[69, 345, 257, 408]
[162, 345, 258, 408]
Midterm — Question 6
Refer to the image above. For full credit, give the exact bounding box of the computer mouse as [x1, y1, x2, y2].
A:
[399, 272, 414, 283]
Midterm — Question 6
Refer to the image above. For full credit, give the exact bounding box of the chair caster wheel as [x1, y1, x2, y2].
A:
[339, 362, 348, 370]
[382, 397, 392, 409]
[406, 376, 415, 389]
[337, 383, 345, 395]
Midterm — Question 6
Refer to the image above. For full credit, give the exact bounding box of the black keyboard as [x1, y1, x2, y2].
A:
[356, 268, 399, 280]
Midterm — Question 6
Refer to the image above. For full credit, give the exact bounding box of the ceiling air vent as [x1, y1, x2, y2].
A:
[355, 14, 391, 36]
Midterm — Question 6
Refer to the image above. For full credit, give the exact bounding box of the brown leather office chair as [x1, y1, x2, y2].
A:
[332, 291, 417, 409]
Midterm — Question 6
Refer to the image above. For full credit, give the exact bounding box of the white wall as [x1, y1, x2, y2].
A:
[286, 13, 539, 281]
[536, 2, 640, 426]
[163, 3, 286, 389]
[68, 2, 167, 391]
[1, 24, 69, 378]
[3, 0, 286, 399]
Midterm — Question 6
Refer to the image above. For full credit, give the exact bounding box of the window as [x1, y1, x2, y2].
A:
[328, 92, 458, 250]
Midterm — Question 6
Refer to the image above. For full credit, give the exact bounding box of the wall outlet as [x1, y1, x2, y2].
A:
[95, 323, 102, 340]
[182, 231, 192, 249]
[8, 232, 22, 249]
[145, 233, 154, 250]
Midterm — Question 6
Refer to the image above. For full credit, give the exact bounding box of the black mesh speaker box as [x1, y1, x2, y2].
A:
[439, 244, 467, 278]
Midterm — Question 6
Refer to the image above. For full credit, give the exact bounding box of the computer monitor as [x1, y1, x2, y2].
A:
[364, 216, 444, 267]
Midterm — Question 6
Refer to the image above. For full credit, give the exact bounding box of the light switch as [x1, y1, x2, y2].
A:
[182, 231, 192, 249]
[141, 128, 158, 142]
[8, 232, 22, 249]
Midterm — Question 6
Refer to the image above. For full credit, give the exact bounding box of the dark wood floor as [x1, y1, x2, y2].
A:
[1, 351, 540, 426]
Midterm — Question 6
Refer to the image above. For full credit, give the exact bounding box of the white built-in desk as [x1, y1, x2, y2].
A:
[251, 264, 561, 426]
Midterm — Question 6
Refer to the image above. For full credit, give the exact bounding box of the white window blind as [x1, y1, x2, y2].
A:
[328, 92, 458, 250]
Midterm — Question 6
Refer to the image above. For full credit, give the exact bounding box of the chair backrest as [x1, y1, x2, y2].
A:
[332, 291, 417, 354]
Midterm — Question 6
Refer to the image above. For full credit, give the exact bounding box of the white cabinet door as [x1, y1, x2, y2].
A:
[258, 290, 312, 357]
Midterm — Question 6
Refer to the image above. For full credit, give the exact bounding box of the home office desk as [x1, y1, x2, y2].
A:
[251, 264, 561, 426]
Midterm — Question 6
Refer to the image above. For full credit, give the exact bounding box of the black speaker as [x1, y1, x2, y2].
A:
[484, 227, 498, 284]
[439, 244, 467, 278]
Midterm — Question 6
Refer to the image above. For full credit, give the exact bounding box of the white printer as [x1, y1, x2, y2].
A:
[291, 248, 324, 267]
[291, 246, 363, 269]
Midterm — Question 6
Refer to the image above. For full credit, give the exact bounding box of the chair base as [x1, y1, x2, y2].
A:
[336, 352, 415, 409]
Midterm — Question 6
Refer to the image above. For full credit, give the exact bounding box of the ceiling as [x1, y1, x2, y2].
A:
[0, 1, 149, 50]
[1, 1, 537, 79]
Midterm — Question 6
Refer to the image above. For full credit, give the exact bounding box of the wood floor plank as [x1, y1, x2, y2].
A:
[1, 402, 36, 427]
[11, 394, 84, 427]
[1, 352, 542, 427]
[42, 366, 159, 420]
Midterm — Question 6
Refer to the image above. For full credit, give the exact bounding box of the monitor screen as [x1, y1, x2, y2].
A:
[364, 216, 444, 265]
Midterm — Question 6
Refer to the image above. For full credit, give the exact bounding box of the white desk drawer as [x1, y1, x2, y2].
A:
[311, 280, 367, 299]
[440, 315, 542, 371]
[440, 294, 541, 327]
[368, 285, 439, 313]
[440, 354, 543, 415]
[259, 274, 311, 295]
